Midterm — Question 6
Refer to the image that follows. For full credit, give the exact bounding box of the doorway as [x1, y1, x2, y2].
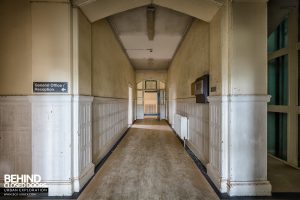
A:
[144, 91, 158, 119]
[136, 80, 166, 120]
[128, 86, 133, 126]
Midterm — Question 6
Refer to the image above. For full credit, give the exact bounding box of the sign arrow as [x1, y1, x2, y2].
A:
[33, 82, 68, 93]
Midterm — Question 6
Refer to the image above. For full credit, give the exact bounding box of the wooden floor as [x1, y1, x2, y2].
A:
[77, 119, 219, 200]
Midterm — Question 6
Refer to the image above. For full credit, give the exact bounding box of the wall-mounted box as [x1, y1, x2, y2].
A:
[194, 74, 209, 103]
[191, 82, 195, 95]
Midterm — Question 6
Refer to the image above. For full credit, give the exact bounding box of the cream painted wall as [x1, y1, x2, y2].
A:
[0, 0, 32, 95]
[92, 19, 135, 98]
[168, 19, 210, 100]
[136, 70, 167, 83]
[167, 19, 210, 167]
[78, 10, 92, 95]
[210, 10, 222, 96]
[230, 2, 267, 95]
[73, 8, 92, 95]
[31, 1, 72, 94]
[0, 1, 73, 95]
[209, 2, 229, 96]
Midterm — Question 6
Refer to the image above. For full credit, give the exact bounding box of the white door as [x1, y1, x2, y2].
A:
[128, 86, 133, 126]
[136, 89, 144, 119]
[159, 90, 166, 119]
[144, 91, 158, 116]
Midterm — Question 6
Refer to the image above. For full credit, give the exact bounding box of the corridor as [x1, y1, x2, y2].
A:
[78, 120, 218, 200]
[1, 0, 300, 198]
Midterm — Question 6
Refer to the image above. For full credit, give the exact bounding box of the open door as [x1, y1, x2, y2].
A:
[144, 91, 158, 119]
[128, 86, 133, 126]
[136, 80, 165, 120]
[136, 82, 144, 119]
[159, 90, 166, 119]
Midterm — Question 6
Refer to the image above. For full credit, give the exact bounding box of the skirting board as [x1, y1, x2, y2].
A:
[72, 162, 95, 193]
[227, 181, 272, 197]
[207, 163, 228, 194]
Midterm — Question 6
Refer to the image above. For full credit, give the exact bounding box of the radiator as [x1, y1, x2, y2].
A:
[174, 114, 188, 140]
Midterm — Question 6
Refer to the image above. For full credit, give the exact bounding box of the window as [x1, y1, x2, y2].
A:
[298, 3, 300, 167]
[159, 81, 165, 89]
[299, 51, 300, 105]
[268, 55, 288, 105]
[137, 90, 143, 105]
[267, 17, 290, 162]
[137, 81, 143, 89]
[145, 80, 157, 90]
[299, 5, 300, 41]
[160, 90, 165, 105]
[268, 112, 288, 161]
[299, 115, 300, 167]
[137, 98, 143, 105]
[268, 17, 288, 53]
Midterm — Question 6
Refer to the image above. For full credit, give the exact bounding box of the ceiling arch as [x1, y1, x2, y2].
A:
[73, 0, 224, 22]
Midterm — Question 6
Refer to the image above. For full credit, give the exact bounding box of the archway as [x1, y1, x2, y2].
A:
[74, 0, 223, 22]
[136, 80, 166, 120]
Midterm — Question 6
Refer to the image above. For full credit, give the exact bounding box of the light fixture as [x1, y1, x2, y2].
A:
[126, 48, 153, 52]
[147, 6, 155, 40]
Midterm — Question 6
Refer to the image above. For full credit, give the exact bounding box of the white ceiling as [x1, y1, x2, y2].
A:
[74, 0, 223, 70]
[108, 6, 193, 70]
[74, 0, 223, 23]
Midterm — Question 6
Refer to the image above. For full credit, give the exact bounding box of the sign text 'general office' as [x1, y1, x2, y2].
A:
[33, 82, 68, 93]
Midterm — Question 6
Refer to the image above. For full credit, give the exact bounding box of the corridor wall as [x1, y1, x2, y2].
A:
[0, 0, 75, 196]
[0, 0, 136, 196]
[72, 8, 94, 193]
[167, 19, 210, 165]
[0, 0, 32, 184]
[136, 70, 168, 83]
[167, 0, 271, 196]
[0, 0, 32, 95]
[92, 19, 136, 165]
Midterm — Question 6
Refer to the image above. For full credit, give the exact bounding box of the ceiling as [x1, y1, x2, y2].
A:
[74, 0, 287, 70]
[73, 0, 223, 70]
[73, 0, 223, 23]
[108, 6, 193, 70]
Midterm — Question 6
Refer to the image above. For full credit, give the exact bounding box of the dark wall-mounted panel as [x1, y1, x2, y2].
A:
[194, 74, 209, 103]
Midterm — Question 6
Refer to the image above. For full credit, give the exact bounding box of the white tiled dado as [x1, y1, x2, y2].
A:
[226, 95, 271, 196]
[168, 99, 176, 127]
[0, 95, 130, 196]
[207, 96, 229, 193]
[29, 95, 73, 196]
[73, 96, 94, 193]
[0, 96, 32, 185]
[92, 97, 128, 165]
[171, 95, 271, 196]
[174, 98, 209, 166]
[207, 95, 271, 196]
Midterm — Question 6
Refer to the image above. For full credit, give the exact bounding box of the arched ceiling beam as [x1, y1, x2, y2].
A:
[72, 0, 224, 22]
[153, 0, 223, 22]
